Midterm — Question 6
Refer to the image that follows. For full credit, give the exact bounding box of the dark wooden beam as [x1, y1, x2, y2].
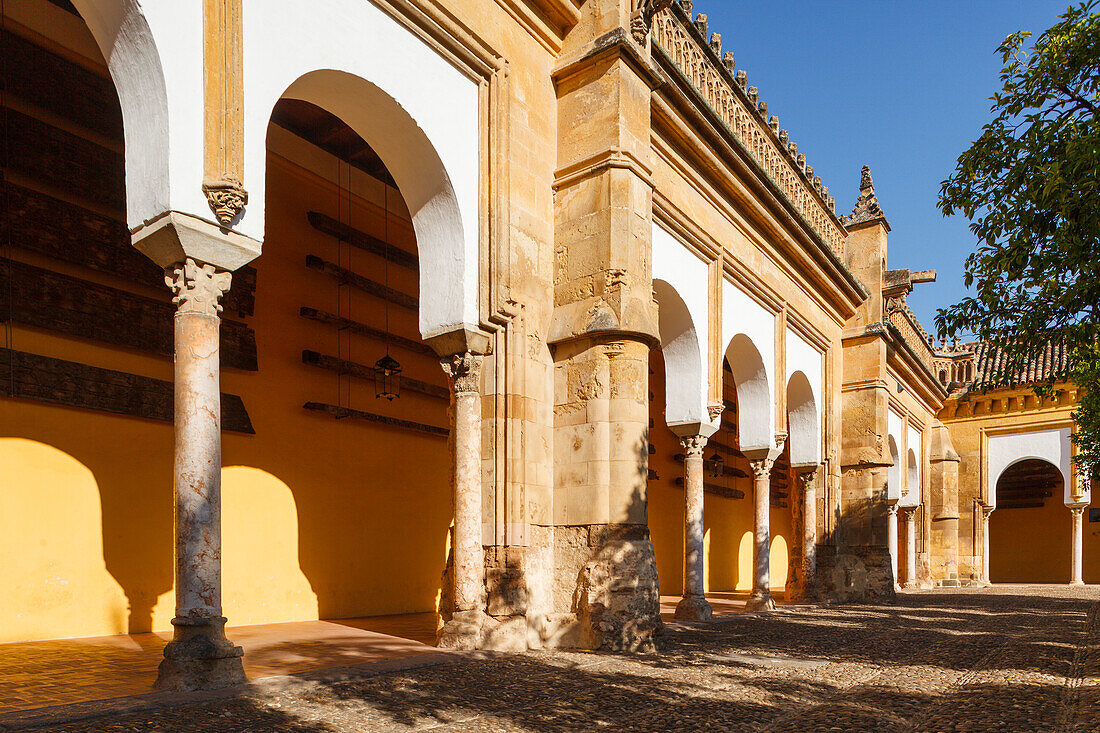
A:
[303, 401, 448, 437]
[0, 29, 122, 140]
[673, 453, 748, 478]
[0, 258, 258, 370]
[675, 477, 746, 500]
[301, 350, 448, 400]
[2, 107, 124, 210]
[298, 306, 433, 356]
[307, 211, 418, 270]
[0, 347, 253, 433]
[1, 182, 256, 317]
[305, 255, 417, 311]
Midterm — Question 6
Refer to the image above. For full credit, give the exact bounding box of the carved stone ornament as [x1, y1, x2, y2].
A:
[202, 173, 249, 226]
[841, 164, 885, 227]
[707, 403, 724, 421]
[165, 258, 232, 317]
[679, 434, 708, 457]
[631, 0, 673, 44]
[749, 457, 774, 480]
[798, 467, 819, 488]
[441, 351, 483, 395]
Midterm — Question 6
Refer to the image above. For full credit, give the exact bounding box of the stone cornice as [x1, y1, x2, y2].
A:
[651, 5, 845, 254]
[651, 86, 865, 322]
[885, 321, 948, 407]
[495, 0, 580, 53]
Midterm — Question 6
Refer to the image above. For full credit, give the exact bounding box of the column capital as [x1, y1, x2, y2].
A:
[441, 351, 484, 394]
[796, 466, 820, 487]
[900, 505, 918, 520]
[1069, 504, 1087, 517]
[750, 456, 775, 479]
[678, 434, 709, 457]
[165, 259, 232, 316]
[886, 501, 900, 516]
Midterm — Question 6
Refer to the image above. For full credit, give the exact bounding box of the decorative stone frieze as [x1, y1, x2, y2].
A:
[630, 0, 673, 44]
[651, 6, 844, 253]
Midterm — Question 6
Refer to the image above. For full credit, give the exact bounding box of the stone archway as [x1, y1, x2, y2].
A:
[989, 459, 1068, 583]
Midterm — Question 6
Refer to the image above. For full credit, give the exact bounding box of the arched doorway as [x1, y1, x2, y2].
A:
[989, 459, 1068, 583]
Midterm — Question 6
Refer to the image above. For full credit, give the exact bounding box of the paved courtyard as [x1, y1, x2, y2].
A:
[2, 586, 1098, 732]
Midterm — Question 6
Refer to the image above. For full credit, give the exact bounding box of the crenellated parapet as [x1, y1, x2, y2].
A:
[650, 3, 846, 255]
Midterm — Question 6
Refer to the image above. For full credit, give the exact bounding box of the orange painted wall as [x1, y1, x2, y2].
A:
[647, 353, 790, 595]
[989, 492, 1100, 584]
[0, 132, 453, 642]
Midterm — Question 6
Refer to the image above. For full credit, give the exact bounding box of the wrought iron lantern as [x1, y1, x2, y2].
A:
[375, 353, 402, 400]
[708, 450, 725, 478]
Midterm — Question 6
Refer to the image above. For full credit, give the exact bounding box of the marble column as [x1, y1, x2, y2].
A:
[155, 259, 245, 692]
[746, 455, 777, 612]
[1070, 504, 1086, 586]
[675, 434, 713, 620]
[797, 468, 819, 600]
[981, 505, 994, 587]
[886, 501, 900, 589]
[902, 506, 918, 588]
[439, 352, 488, 648]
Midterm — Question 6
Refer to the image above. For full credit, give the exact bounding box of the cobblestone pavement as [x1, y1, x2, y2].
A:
[8, 586, 1100, 732]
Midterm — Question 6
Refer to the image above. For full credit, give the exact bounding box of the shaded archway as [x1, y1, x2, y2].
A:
[989, 459, 1069, 583]
[228, 97, 453, 628]
[724, 334, 772, 452]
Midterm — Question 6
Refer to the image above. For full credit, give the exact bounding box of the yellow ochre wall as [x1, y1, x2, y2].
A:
[943, 389, 1100, 586]
[647, 353, 790, 596]
[0, 138, 452, 643]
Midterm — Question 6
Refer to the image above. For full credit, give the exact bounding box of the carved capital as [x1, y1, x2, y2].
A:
[441, 352, 483, 395]
[749, 457, 774, 480]
[1069, 505, 1087, 518]
[202, 173, 249, 226]
[679, 434, 708, 458]
[797, 467, 819, 489]
[901, 506, 918, 521]
[886, 502, 899, 517]
[707, 403, 724, 422]
[165, 258, 232, 317]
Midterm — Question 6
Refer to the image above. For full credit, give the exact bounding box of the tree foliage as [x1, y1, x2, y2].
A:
[937, 1, 1100, 480]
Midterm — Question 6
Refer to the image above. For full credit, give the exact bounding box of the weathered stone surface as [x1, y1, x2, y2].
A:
[817, 545, 897, 603]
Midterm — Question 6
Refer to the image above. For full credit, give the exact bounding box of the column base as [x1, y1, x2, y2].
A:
[674, 594, 713, 621]
[745, 590, 775, 612]
[1070, 579, 1085, 587]
[154, 616, 245, 692]
[438, 609, 494, 651]
[902, 581, 919, 589]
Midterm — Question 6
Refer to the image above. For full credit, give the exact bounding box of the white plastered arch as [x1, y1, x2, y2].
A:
[887, 409, 904, 503]
[786, 372, 819, 467]
[784, 329, 822, 467]
[902, 423, 922, 508]
[242, 1, 481, 338]
[988, 428, 1083, 508]
[652, 226, 711, 429]
[70, 0, 198, 228]
[722, 280, 774, 452]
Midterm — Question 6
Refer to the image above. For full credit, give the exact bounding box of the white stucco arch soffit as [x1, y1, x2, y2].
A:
[242, 0, 482, 340]
[887, 409, 903, 502]
[785, 329, 822, 468]
[988, 428, 1084, 508]
[652, 226, 712, 431]
[903, 424, 922, 508]
[70, 0, 183, 228]
[722, 281, 775, 453]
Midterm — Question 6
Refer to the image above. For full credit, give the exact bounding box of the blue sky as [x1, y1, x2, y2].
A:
[696, 0, 1070, 337]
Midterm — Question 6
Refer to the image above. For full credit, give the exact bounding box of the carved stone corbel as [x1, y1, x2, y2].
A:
[202, 173, 249, 227]
[631, 0, 673, 44]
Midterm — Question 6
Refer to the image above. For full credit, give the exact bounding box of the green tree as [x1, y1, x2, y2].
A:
[937, 1, 1100, 482]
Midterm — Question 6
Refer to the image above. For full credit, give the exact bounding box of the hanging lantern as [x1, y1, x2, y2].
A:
[708, 450, 725, 478]
[375, 353, 402, 400]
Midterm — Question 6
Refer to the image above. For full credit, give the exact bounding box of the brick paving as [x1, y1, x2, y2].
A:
[2, 586, 1099, 732]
